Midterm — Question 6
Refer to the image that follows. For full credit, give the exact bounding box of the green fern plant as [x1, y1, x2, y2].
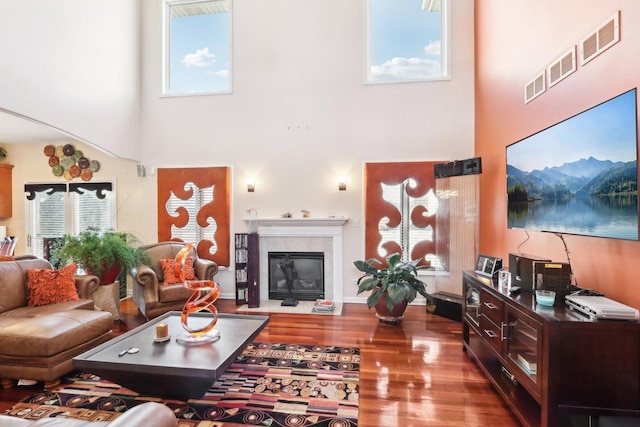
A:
[52, 227, 149, 284]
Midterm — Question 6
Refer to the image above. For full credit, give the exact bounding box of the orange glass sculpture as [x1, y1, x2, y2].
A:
[174, 243, 221, 344]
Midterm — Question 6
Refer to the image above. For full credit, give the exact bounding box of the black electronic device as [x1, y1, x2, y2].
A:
[506, 88, 638, 241]
[474, 254, 502, 278]
[509, 253, 551, 291]
[434, 157, 482, 178]
[533, 261, 572, 293]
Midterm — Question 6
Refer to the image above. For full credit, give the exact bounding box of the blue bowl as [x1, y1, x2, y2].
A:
[535, 290, 556, 306]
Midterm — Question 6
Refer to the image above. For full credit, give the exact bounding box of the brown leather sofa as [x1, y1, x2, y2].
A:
[132, 241, 218, 319]
[0, 401, 178, 426]
[0, 257, 113, 389]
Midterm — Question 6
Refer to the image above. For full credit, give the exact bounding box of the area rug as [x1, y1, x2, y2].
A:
[236, 300, 343, 316]
[4, 342, 359, 426]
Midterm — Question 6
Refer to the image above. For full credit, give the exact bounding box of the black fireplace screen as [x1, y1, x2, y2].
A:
[268, 252, 325, 301]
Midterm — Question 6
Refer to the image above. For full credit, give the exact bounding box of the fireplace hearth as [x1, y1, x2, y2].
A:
[268, 252, 324, 301]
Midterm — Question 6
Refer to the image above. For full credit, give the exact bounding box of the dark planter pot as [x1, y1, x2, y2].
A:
[86, 263, 120, 285]
[375, 293, 408, 325]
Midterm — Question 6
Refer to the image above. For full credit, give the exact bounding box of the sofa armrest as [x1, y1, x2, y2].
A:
[74, 274, 100, 299]
[134, 264, 158, 287]
[194, 258, 218, 281]
[108, 402, 178, 427]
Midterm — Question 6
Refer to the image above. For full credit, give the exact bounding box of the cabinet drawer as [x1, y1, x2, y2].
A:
[480, 314, 503, 354]
[480, 290, 503, 325]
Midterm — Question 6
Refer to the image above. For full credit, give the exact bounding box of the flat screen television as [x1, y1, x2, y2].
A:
[506, 88, 639, 240]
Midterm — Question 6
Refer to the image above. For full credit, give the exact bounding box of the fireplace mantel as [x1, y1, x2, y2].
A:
[242, 217, 349, 227]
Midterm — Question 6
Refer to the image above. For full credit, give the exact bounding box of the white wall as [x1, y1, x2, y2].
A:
[0, 0, 141, 160]
[0, 0, 476, 302]
[138, 0, 476, 301]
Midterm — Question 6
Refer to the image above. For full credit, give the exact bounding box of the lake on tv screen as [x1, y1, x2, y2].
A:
[508, 195, 638, 240]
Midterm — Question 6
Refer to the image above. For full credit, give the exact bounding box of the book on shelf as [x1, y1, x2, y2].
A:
[516, 352, 537, 374]
[312, 299, 335, 312]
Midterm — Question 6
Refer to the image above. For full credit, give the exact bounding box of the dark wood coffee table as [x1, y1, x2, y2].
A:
[73, 311, 269, 399]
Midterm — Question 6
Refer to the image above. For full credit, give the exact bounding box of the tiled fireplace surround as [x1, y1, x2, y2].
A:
[252, 218, 349, 304]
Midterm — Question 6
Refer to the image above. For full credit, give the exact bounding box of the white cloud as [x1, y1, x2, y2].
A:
[214, 69, 229, 78]
[369, 57, 442, 81]
[424, 40, 441, 56]
[181, 47, 216, 68]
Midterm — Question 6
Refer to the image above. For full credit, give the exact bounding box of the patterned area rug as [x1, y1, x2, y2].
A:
[5, 342, 360, 426]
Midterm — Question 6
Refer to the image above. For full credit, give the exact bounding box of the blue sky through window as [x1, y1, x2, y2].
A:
[168, 3, 230, 94]
[368, 0, 444, 82]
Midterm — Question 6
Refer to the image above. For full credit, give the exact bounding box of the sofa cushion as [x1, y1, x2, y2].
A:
[27, 263, 79, 307]
[0, 310, 113, 358]
[0, 261, 28, 313]
[0, 299, 94, 318]
[159, 257, 195, 285]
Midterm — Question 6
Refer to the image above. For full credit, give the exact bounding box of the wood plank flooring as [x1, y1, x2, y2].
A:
[0, 298, 521, 426]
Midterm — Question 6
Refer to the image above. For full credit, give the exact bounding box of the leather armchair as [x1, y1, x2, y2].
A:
[0, 401, 178, 426]
[131, 242, 218, 319]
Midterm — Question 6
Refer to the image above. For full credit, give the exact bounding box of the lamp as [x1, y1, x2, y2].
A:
[246, 178, 255, 192]
[338, 175, 347, 191]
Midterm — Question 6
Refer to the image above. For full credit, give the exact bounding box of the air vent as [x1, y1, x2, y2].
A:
[580, 11, 620, 66]
[548, 47, 576, 88]
[524, 71, 546, 104]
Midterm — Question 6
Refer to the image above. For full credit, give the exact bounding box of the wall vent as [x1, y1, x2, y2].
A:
[524, 71, 546, 104]
[548, 47, 576, 88]
[580, 11, 620, 66]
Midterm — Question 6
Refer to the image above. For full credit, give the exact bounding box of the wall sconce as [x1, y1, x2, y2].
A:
[338, 175, 347, 191]
[247, 178, 255, 192]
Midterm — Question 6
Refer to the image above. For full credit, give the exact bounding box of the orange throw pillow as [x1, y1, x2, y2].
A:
[27, 263, 80, 306]
[160, 257, 195, 285]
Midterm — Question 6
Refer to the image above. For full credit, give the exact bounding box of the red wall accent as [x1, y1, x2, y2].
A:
[475, 1, 640, 308]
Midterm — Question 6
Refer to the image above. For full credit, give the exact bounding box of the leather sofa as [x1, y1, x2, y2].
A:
[0, 257, 113, 389]
[0, 401, 178, 426]
[132, 241, 218, 319]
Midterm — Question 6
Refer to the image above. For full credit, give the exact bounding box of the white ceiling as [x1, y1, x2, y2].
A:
[0, 111, 75, 145]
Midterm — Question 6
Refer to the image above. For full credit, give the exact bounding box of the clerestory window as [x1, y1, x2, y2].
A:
[163, 0, 232, 95]
[366, 0, 449, 83]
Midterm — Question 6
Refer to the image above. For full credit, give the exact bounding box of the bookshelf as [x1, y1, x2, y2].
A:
[234, 233, 260, 307]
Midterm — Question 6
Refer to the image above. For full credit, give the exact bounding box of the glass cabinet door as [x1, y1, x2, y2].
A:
[464, 281, 481, 327]
[506, 307, 542, 395]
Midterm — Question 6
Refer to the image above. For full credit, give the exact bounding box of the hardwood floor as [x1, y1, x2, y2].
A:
[1, 298, 521, 426]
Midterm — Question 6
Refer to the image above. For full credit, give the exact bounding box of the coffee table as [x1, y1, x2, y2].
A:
[73, 311, 269, 399]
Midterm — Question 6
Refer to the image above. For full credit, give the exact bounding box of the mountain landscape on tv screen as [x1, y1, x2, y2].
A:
[507, 156, 638, 201]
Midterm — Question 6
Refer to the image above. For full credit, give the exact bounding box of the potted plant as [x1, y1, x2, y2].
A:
[52, 227, 149, 285]
[0, 146, 7, 162]
[354, 252, 434, 324]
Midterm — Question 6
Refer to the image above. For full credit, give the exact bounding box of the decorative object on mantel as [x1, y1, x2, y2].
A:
[0, 146, 7, 162]
[354, 252, 435, 324]
[301, 209, 311, 218]
[174, 242, 221, 344]
[43, 143, 100, 181]
[281, 211, 292, 218]
[247, 208, 258, 233]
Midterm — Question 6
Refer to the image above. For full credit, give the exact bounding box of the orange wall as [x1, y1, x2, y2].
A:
[475, 1, 640, 308]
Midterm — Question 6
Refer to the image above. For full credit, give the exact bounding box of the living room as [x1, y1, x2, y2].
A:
[1, 1, 640, 426]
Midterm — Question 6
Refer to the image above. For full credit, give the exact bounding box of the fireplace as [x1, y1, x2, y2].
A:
[268, 252, 325, 301]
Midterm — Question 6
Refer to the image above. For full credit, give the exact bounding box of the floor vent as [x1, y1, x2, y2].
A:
[548, 47, 576, 88]
[580, 11, 620, 66]
[524, 71, 546, 104]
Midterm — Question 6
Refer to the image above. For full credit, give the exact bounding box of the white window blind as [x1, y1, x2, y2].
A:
[165, 182, 217, 250]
